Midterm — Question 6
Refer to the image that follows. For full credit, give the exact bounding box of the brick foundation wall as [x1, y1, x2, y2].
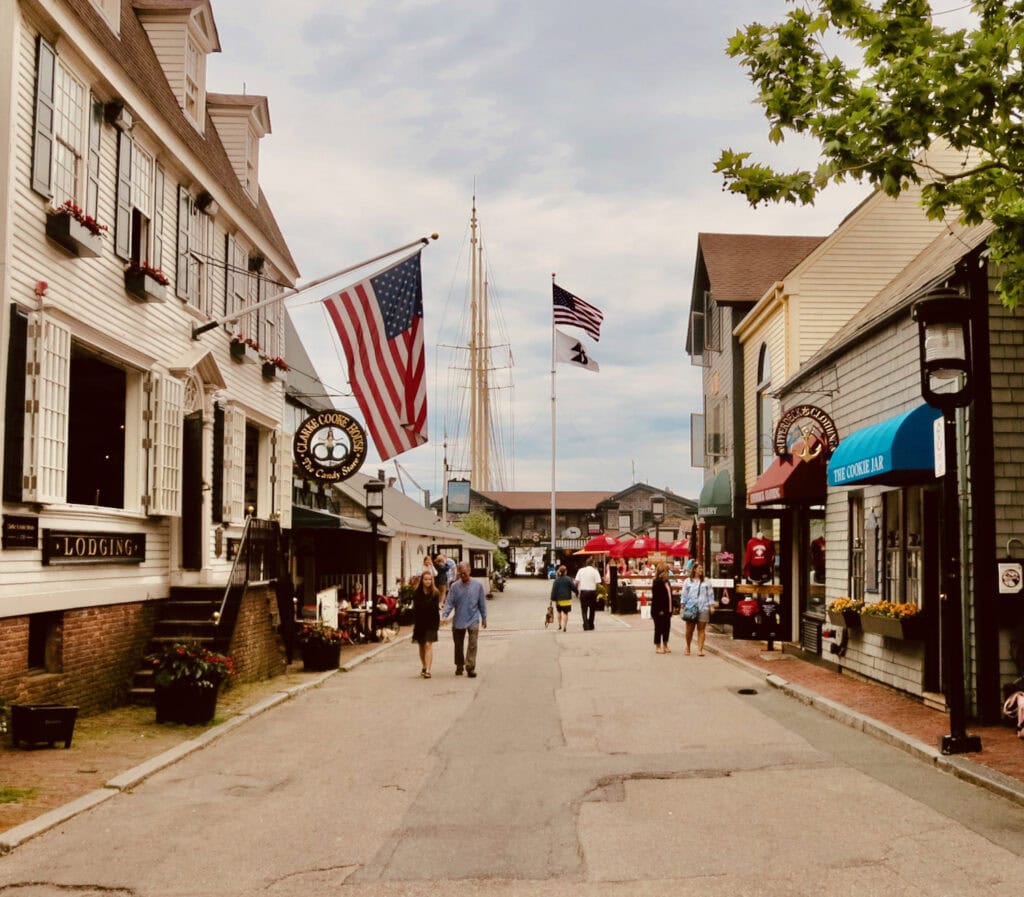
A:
[0, 602, 157, 715]
[228, 584, 287, 684]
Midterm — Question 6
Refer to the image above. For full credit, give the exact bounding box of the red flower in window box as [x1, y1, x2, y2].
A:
[51, 200, 108, 237]
[125, 260, 169, 286]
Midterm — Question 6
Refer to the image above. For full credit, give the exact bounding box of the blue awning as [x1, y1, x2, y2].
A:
[827, 404, 942, 487]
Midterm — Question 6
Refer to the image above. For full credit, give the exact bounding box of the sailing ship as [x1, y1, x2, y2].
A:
[439, 197, 515, 510]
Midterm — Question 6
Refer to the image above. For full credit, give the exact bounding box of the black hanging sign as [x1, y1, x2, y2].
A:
[42, 530, 146, 565]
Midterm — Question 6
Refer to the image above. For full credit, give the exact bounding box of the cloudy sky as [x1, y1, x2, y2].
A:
[206, 0, 876, 504]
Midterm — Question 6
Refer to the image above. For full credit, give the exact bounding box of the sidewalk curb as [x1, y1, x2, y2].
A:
[709, 642, 1024, 809]
[0, 636, 408, 855]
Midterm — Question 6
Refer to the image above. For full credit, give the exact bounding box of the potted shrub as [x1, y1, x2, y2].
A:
[860, 600, 924, 639]
[45, 200, 107, 258]
[297, 621, 344, 671]
[124, 261, 169, 302]
[827, 597, 864, 630]
[396, 583, 416, 626]
[148, 641, 234, 725]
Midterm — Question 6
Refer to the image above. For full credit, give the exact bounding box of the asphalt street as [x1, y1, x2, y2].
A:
[2, 577, 1024, 896]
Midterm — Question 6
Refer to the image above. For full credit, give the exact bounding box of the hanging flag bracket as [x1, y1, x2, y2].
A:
[190, 234, 439, 340]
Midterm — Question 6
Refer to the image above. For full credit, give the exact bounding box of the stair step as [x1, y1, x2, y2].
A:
[129, 686, 155, 705]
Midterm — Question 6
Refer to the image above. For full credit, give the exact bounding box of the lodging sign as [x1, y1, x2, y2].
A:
[42, 530, 146, 565]
[293, 411, 368, 482]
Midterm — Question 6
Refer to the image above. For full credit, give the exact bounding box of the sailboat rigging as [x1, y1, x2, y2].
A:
[438, 196, 515, 515]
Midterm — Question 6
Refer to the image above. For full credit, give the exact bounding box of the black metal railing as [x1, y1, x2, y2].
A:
[213, 517, 281, 648]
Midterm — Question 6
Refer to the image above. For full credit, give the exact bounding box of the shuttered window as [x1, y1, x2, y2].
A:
[114, 130, 133, 259]
[222, 404, 245, 522]
[86, 97, 101, 218]
[271, 428, 292, 529]
[147, 373, 184, 516]
[31, 37, 56, 197]
[23, 314, 71, 503]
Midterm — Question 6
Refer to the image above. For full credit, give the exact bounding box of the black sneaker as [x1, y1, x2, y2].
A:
[455, 668, 464, 675]
[467, 670, 477, 678]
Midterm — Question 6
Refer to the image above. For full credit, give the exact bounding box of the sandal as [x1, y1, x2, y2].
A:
[424, 670, 432, 678]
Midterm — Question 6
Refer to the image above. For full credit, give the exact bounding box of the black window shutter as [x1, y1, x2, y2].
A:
[3, 306, 28, 502]
[114, 131, 133, 259]
[31, 36, 56, 198]
[212, 402, 224, 522]
[153, 164, 165, 270]
[86, 97, 102, 219]
[176, 186, 190, 299]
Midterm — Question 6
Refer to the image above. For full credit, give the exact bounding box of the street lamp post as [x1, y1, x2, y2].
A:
[363, 478, 385, 639]
[651, 494, 665, 554]
[912, 288, 982, 755]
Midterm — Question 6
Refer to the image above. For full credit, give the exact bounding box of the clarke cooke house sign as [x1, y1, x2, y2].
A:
[293, 411, 368, 482]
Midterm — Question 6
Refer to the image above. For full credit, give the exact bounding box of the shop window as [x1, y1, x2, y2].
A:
[883, 490, 903, 601]
[28, 612, 63, 672]
[849, 494, 865, 599]
[808, 517, 826, 613]
[67, 349, 126, 508]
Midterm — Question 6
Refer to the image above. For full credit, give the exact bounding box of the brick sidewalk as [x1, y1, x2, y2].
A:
[702, 628, 1024, 788]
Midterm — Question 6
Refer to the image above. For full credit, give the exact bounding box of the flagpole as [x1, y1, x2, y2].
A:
[550, 273, 557, 575]
[191, 234, 439, 340]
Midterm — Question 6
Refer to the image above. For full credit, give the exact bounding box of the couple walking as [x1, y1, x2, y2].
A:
[411, 561, 487, 678]
[550, 560, 603, 632]
[652, 561, 714, 655]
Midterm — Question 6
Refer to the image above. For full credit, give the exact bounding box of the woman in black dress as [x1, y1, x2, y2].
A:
[651, 561, 673, 654]
[411, 569, 441, 678]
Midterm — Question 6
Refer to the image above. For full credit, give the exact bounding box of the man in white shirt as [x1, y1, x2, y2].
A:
[575, 559, 603, 631]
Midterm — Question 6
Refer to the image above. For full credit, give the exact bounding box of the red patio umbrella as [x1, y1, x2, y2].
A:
[578, 533, 620, 554]
[665, 538, 690, 557]
[610, 536, 670, 558]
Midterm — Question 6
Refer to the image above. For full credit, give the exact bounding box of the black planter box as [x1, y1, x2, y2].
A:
[124, 269, 167, 302]
[45, 213, 103, 258]
[11, 704, 78, 748]
[154, 683, 220, 725]
[301, 640, 341, 671]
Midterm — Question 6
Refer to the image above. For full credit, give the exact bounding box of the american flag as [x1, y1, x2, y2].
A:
[323, 252, 428, 460]
[553, 283, 603, 341]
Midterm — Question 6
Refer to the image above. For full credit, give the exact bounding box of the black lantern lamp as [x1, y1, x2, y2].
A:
[364, 478, 385, 634]
[651, 494, 665, 551]
[913, 289, 974, 411]
[912, 288, 981, 755]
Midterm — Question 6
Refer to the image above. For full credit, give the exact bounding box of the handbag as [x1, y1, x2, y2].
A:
[682, 597, 700, 622]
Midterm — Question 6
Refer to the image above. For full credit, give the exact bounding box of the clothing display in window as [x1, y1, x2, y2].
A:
[743, 533, 775, 583]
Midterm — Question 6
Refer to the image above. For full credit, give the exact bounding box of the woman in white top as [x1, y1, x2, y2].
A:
[681, 563, 715, 656]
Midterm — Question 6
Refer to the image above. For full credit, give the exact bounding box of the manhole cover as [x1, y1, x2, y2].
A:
[737, 688, 758, 695]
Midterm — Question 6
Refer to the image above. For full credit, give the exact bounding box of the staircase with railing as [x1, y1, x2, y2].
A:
[128, 518, 282, 704]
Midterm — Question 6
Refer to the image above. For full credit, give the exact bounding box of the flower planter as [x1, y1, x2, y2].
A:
[230, 341, 253, 363]
[301, 640, 341, 671]
[154, 682, 220, 725]
[827, 609, 862, 630]
[261, 361, 278, 380]
[11, 704, 78, 748]
[124, 269, 167, 302]
[46, 213, 103, 258]
[860, 613, 924, 640]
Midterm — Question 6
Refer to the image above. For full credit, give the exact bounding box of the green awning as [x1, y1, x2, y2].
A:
[292, 506, 343, 529]
[698, 470, 732, 519]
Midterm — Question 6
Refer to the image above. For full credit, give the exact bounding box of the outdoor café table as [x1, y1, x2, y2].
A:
[339, 607, 370, 642]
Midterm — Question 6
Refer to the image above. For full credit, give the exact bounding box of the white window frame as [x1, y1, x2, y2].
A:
[184, 38, 201, 123]
[51, 61, 87, 207]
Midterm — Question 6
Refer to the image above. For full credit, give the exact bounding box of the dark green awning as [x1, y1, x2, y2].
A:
[698, 470, 731, 519]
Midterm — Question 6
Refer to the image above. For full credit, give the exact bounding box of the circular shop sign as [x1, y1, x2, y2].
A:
[293, 411, 367, 482]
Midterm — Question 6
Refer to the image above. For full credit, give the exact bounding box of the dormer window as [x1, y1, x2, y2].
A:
[184, 38, 202, 123]
[135, 1, 219, 132]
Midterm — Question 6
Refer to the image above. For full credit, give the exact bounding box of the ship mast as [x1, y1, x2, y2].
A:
[469, 196, 491, 489]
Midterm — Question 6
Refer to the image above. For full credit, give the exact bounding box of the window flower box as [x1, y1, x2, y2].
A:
[261, 356, 288, 380]
[827, 608, 863, 630]
[860, 601, 924, 639]
[229, 336, 259, 363]
[124, 264, 168, 302]
[45, 204, 106, 258]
